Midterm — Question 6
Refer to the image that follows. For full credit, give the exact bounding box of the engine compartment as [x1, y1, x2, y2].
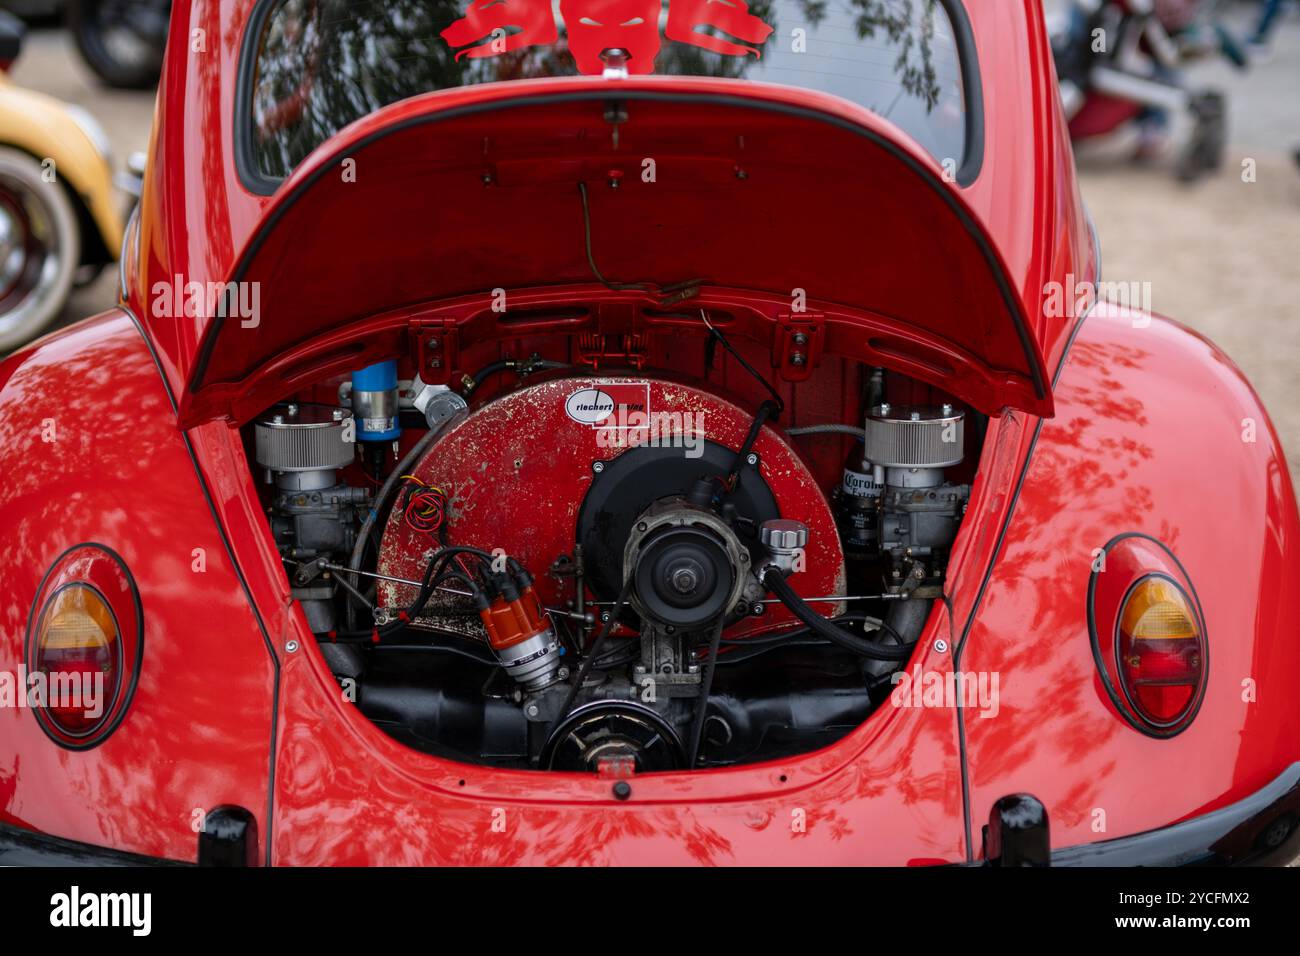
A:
[246, 315, 982, 774]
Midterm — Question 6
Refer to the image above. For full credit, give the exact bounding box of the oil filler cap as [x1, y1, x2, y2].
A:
[760, 519, 809, 552]
[760, 519, 809, 575]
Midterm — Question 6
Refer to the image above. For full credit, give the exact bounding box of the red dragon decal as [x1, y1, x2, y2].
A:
[441, 0, 774, 75]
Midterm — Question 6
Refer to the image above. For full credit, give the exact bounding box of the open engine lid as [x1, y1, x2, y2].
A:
[183, 79, 1053, 423]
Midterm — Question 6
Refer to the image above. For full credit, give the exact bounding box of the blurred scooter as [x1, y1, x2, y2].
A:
[1050, 0, 1248, 181]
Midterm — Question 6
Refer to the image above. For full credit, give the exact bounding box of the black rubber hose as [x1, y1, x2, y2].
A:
[470, 360, 513, 388]
[727, 399, 779, 486]
[468, 359, 571, 394]
[761, 568, 915, 661]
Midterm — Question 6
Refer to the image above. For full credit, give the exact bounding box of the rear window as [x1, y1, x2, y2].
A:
[245, 0, 971, 182]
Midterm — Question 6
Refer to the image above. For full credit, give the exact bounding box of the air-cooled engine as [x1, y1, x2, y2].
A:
[250, 359, 975, 773]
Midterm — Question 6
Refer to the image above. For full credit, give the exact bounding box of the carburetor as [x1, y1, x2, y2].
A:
[846, 403, 972, 595]
[255, 402, 371, 631]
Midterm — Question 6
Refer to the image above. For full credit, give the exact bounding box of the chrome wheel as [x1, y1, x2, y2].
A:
[0, 147, 80, 353]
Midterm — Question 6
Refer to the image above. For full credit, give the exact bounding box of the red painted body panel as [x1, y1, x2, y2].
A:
[181, 81, 1051, 420]
[130, 0, 267, 400]
[0, 313, 275, 862]
[961, 303, 1300, 849]
[1, 0, 1295, 867]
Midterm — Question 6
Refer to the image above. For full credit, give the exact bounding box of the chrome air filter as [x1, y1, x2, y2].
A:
[254, 403, 355, 474]
[864, 404, 965, 470]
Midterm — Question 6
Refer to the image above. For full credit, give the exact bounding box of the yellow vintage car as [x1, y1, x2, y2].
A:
[0, 12, 129, 352]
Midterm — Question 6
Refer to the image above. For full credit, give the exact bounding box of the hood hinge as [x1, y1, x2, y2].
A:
[409, 316, 460, 385]
[773, 312, 825, 382]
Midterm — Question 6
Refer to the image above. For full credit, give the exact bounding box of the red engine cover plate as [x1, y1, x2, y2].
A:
[377, 376, 845, 638]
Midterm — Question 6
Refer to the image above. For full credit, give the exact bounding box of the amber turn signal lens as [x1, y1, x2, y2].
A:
[1117, 577, 1203, 727]
[31, 584, 121, 735]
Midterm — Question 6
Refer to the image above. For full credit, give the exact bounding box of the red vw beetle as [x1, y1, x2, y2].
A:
[1, 0, 1297, 867]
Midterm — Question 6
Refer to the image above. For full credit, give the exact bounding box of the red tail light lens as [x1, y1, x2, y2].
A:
[1117, 576, 1203, 727]
[1088, 534, 1208, 738]
[31, 584, 122, 735]
[25, 544, 143, 749]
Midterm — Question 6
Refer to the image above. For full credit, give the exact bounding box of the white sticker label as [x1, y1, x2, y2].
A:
[565, 383, 651, 428]
[565, 388, 616, 425]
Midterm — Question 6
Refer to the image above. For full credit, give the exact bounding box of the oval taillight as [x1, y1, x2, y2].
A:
[1116, 576, 1204, 728]
[25, 544, 143, 749]
[1088, 534, 1208, 738]
[31, 583, 122, 736]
